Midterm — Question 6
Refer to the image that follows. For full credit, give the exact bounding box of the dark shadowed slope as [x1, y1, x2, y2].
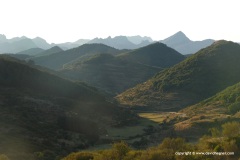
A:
[61, 53, 161, 96]
[0, 55, 136, 160]
[118, 42, 185, 68]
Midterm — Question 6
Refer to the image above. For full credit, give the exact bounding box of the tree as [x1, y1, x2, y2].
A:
[209, 127, 221, 137]
[228, 102, 240, 114]
[222, 122, 240, 137]
[112, 141, 130, 160]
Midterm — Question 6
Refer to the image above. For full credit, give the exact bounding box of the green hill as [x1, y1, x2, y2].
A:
[33, 46, 63, 57]
[31, 43, 122, 70]
[0, 56, 136, 160]
[16, 47, 45, 55]
[61, 43, 184, 96]
[118, 42, 185, 68]
[116, 40, 240, 111]
[61, 53, 161, 96]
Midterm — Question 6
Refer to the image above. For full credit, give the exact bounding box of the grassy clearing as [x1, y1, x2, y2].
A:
[138, 112, 186, 123]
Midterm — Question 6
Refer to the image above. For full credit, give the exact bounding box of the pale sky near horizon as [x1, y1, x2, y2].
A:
[0, 0, 239, 43]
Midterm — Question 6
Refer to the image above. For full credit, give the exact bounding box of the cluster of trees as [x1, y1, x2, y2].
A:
[62, 121, 240, 160]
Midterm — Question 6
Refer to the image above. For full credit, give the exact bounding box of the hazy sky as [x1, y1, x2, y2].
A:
[0, 0, 239, 43]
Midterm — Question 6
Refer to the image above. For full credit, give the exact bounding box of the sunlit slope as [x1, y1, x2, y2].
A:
[174, 81, 240, 139]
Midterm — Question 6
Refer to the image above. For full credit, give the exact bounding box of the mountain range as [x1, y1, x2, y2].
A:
[0, 34, 153, 53]
[87, 36, 152, 49]
[0, 32, 215, 54]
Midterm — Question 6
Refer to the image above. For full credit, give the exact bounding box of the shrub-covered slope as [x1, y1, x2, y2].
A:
[117, 40, 240, 111]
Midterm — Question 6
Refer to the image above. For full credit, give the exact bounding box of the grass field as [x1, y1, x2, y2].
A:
[106, 118, 159, 140]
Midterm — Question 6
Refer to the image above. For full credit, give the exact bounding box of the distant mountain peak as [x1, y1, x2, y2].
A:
[176, 31, 185, 35]
[32, 37, 51, 49]
[74, 39, 89, 45]
[160, 31, 214, 54]
[20, 36, 28, 39]
[127, 35, 153, 44]
[176, 31, 188, 38]
[165, 31, 191, 43]
[33, 37, 46, 40]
